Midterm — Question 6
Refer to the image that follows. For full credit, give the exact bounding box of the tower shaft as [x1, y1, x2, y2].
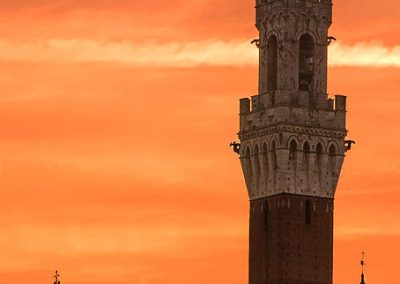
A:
[237, 1, 348, 283]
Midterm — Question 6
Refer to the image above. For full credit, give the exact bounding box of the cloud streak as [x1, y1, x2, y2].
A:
[0, 39, 399, 68]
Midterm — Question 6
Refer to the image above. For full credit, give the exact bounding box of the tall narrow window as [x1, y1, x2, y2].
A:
[299, 34, 314, 100]
[272, 141, 278, 170]
[252, 145, 260, 192]
[262, 143, 269, 188]
[316, 143, 323, 185]
[271, 141, 278, 188]
[289, 140, 297, 191]
[303, 142, 310, 187]
[267, 35, 278, 97]
[305, 200, 312, 225]
[303, 142, 310, 166]
[289, 140, 297, 161]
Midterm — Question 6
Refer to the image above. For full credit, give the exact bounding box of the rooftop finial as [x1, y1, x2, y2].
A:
[360, 251, 366, 284]
[54, 270, 60, 284]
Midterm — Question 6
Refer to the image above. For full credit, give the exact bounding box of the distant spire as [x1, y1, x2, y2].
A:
[54, 270, 60, 284]
[360, 251, 366, 284]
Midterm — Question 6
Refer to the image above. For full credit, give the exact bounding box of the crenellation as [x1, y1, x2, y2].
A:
[334, 95, 347, 111]
[239, 100, 347, 134]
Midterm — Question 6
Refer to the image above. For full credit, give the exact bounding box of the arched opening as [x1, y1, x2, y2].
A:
[289, 140, 297, 161]
[271, 141, 278, 170]
[261, 143, 269, 190]
[267, 35, 278, 101]
[316, 143, 323, 184]
[305, 200, 312, 225]
[271, 141, 278, 189]
[303, 142, 310, 166]
[303, 142, 311, 187]
[289, 140, 297, 191]
[252, 145, 261, 194]
[299, 34, 314, 99]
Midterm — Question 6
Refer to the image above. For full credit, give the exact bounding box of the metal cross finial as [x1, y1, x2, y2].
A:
[54, 270, 60, 284]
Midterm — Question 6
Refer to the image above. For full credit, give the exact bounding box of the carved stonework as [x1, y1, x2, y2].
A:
[239, 0, 346, 201]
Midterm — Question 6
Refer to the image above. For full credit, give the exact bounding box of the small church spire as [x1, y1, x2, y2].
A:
[360, 251, 366, 284]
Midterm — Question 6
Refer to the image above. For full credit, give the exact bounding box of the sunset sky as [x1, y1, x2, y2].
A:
[0, 1, 399, 283]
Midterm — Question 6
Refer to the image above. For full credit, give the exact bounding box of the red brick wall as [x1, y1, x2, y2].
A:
[249, 194, 334, 284]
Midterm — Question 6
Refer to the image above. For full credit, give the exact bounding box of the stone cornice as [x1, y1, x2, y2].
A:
[239, 124, 347, 142]
[249, 190, 335, 201]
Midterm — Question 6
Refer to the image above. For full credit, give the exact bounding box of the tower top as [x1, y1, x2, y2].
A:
[238, 0, 349, 200]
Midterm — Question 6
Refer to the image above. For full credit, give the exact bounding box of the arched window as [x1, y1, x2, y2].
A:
[271, 141, 278, 170]
[262, 143, 269, 186]
[267, 35, 278, 97]
[305, 200, 312, 225]
[271, 141, 278, 189]
[316, 143, 323, 184]
[252, 145, 261, 194]
[289, 140, 297, 161]
[303, 142, 311, 186]
[299, 34, 314, 95]
[303, 142, 310, 167]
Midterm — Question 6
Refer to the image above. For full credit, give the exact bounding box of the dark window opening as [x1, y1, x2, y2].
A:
[262, 143, 269, 181]
[299, 34, 314, 96]
[303, 142, 311, 185]
[305, 200, 312, 225]
[289, 140, 297, 161]
[303, 142, 310, 166]
[253, 145, 260, 189]
[267, 35, 278, 100]
[272, 141, 278, 170]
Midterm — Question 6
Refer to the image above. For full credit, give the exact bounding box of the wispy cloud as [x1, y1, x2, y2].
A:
[0, 39, 255, 67]
[330, 41, 400, 67]
[1, 39, 399, 68]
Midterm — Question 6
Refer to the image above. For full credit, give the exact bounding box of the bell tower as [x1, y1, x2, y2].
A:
[237, 0, 350, 283]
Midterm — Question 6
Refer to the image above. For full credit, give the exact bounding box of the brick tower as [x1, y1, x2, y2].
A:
[237, 0, 350, 283]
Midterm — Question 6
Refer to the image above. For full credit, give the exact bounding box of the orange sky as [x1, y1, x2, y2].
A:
[0, 1, 399, 283]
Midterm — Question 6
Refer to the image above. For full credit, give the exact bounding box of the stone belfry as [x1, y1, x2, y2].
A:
[237, 0, 350, 283]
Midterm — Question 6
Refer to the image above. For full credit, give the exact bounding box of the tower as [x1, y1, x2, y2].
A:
[360, 252, 366, 284]
[237, 0, 350, 283]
